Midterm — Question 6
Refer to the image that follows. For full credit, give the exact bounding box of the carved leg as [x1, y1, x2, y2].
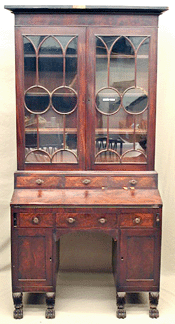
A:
[149, 292, 159, 318]
[117, 292, 126, 319]
[45, 292, 55, 319]
[13, 292, 23, 319]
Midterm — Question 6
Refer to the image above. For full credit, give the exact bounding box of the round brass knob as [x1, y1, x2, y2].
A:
[32, 216, 40, 224]
[82, 179, 91, 185]
[67, 217, 76, 224]
[133, 217, 141, 224]
[98, 217, 107, 224]
[36, 179, 44, 185]
[129, 179, 137, 186]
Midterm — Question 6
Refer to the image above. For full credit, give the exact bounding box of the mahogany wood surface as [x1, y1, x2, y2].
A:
[5, 5, 166, 319]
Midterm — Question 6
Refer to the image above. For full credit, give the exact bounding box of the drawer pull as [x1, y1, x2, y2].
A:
[67, 217, 76, 224]
[82, 179, 91, 185]
[129, 179, 137, 186]
[36, 179, 44, 185]
[98, 217, 107, 224]
[133, 217, 141, 225]
[32, 216, 40, 225]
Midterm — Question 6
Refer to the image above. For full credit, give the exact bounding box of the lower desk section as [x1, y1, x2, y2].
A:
[11, 204, 162, 319]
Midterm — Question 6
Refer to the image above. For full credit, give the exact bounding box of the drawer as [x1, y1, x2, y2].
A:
[56, 212, 118, 228]
[64, 176, 108, 188]
[120, 213, 154, 227]
[19, 213, 54, 227]
[15, 175, 64, 188]
[109, 176, 157, 189]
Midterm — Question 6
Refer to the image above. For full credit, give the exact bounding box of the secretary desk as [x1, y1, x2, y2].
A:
[5, 5, 168, 319]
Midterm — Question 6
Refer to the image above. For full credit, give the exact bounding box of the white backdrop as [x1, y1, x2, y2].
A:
[0, 0, 174, 288]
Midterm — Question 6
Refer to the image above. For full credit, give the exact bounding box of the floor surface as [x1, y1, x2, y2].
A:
[0, 270, 175, 324]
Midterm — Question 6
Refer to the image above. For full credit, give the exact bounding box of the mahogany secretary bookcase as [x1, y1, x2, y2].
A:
[5, 5, 168, 319]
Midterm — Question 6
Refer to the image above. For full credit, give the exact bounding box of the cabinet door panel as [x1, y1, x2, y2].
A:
[87, 27, 157, 170]
[12, 228, 53, 288]
[16, 27, 86, 170]
[118, 228, 161, 290]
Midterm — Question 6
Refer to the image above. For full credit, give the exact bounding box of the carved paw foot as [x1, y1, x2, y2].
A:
[149, 292, 159, 319]
[14, 308, 23, 319]
[117, 308, 126, 319]
[45, 308, 55, 319]
[13, 292, 23, 319]
[117, 292, 126, 319]
[46, 292, 55, 319]
[149, 308, 159, 319]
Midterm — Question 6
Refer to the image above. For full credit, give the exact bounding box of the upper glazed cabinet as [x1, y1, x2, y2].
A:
[7, 6, 168, 171]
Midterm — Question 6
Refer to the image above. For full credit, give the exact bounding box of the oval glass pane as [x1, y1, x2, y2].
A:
[52, 87, 77, 114]
[25, 86, 50, 114]
[96, 88, 121, 115]
[52, 150, 77, 163]
[123, 88, 148, 114]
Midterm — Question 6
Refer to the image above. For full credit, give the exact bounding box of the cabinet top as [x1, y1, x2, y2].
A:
[4, 5, 168, 15]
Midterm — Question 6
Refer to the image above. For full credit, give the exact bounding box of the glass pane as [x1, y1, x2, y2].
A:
[39, 36, 62, 54]
[111, 37, 135, 55]
[110, 58, 135, 92]
[25, 149, 50, 163]
[123, 88, 148, 114]
[52, 150, 77, 163]
[23, 37, 36, 90]
[137, 38, 150, 91]
[96, 37, 108, 54]
[96, 57, 108, 91]
[52, 87, 77, 114]
[39, 111, 63, 153]
[121, 151, 146, 163]
[96, 88, 121, 115]
[65, 37, 78, 89]
[39, 36, 63, 91]
[25, 113, 37, 153]
[25, 86, 50, 114]
[95, 151, 120, 163]
[128, 36, 146, 50]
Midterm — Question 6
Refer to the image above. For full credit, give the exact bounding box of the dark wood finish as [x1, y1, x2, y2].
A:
[149, 292, 159, 318]
[5, 5, 166, 319]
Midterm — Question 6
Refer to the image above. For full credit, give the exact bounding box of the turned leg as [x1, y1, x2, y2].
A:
[45, 292, 55, 319]
[149, 292, 159, 318]
[13, 292, 23, 319]
[117, 292, 126, 319]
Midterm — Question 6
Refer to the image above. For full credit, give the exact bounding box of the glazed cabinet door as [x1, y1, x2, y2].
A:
[118, 228, 161, 291]
[86, 27, 157, 171]
[15, 27, 86, 170]
[12, 228, 54, 291]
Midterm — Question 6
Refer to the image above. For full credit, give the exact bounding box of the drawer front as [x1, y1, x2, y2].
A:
[109, 176, 157, 189]
[15, 176, 64, 188]
[56, 212, 117, 228]
[64, 176, 108, 188]
[19, 213, 54, 227]
[120, 213, 154, 227]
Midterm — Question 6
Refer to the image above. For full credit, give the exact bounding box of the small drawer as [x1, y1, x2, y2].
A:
[64, 176, 108, 188]
[19, 213, 54, 227]
[15, 176, 63, 188]
[56, 212, 117, 228]
[120, 213, 154, 227]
